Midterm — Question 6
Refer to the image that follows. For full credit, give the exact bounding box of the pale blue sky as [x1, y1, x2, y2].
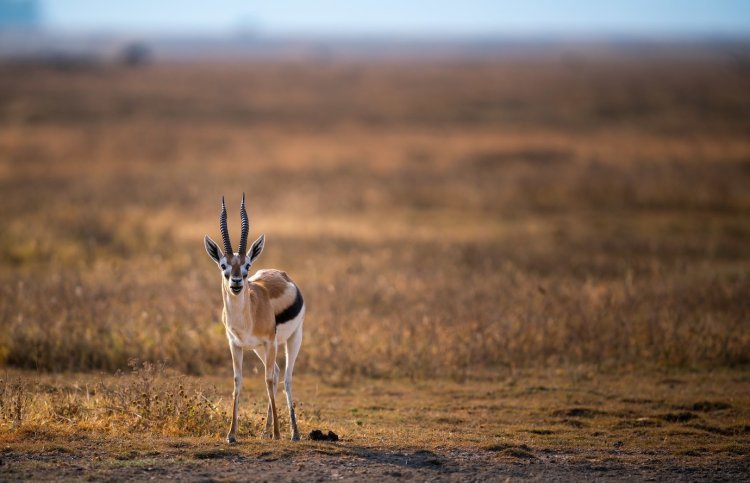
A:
[43, 0, 750, 36]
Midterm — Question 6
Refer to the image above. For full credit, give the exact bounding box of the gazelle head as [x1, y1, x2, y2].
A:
[204, 194, 265, 296]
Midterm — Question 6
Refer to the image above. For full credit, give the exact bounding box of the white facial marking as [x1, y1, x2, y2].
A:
[220, 257, 231, 279]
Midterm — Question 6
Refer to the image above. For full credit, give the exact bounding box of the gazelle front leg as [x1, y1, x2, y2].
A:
[264, 340, 281, 440]
[227, 342, 243, 444]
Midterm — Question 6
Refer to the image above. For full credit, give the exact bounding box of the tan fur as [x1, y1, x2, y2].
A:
[246, 284, 277, 339]
[251, 269, 289, 298]
[250, 269, 297, 315]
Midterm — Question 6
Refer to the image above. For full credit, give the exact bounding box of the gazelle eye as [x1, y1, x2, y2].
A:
[245, 264, 250, 270]
[221, 264, 226, 269]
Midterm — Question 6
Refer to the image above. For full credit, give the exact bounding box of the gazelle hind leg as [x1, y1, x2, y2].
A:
[255, 340, 281, 439]
[265, 341, 281, 439]
[284, 323, 303, 441]
[254, 347, 279, 439]
[264, 363, 279, 437]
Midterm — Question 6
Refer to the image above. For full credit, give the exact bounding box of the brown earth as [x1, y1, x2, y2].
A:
[1, 368, 749, 481]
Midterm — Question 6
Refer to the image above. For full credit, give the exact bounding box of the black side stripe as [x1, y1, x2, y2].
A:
[275, 286, 304, 325]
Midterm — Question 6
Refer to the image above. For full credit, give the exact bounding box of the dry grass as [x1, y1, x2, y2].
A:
[0, 367, 747, 479]
[1, 362, 230, 438]
[2, 45, 749, 480]
[0, 53, 749, 380]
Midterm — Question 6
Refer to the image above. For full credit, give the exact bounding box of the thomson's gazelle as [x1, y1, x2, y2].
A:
[204, 194, 305, 442]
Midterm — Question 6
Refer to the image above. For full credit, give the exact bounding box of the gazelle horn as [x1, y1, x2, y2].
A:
[220, 196, 233, 256]
[239, 192, 249, 255]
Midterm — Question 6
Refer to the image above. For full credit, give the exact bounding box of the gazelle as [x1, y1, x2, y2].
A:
[204, 194, 305, 442]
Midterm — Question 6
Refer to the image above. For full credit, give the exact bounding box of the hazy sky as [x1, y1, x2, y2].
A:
[43, 0, 750, 36]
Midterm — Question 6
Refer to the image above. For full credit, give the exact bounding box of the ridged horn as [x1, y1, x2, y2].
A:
[239, 192, 249, 255]
[219, 196, 233, 256]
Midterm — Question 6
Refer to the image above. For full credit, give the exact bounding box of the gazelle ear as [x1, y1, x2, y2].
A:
[247, 234, 265, 264]
[204, 235, 223, 264]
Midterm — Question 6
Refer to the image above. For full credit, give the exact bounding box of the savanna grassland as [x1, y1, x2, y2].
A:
[1, 45, 749, 480]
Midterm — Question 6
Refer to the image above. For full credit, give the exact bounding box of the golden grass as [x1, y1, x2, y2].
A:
[0, 57, 749, 378]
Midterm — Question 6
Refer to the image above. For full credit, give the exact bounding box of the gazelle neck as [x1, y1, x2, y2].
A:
[223, 283, 250, 315]
[221, 281, 253, 325]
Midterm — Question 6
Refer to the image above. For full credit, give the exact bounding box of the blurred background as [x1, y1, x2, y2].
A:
[1, 1, 749, 377]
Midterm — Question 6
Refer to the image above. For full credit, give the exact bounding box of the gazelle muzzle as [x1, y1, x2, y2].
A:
[229, 277, 243, 294]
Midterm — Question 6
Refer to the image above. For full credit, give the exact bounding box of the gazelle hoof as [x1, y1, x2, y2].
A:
[291, 433, 300, 441]
[226, 434, 237, 444]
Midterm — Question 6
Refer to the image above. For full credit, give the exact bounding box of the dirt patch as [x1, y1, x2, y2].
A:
[553, 407, 607, 418]
[660, 412, 698, 423]
[526, 429, 555, 435]
[501, 447, 536, 460]
[484, 443, 536, 459]
[435, 416, 466, 424]
[114, 450, 139, 461]
[621, 398, 655, 404]
[615, 417, 663, 429]
[688, 423, 750, 437]
[679, 401, 732, 412]
[192, 448, 241, 459]
[560, 418, 589, 428]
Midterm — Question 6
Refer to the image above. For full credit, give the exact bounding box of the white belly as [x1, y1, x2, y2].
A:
[225, 305, 304, 349]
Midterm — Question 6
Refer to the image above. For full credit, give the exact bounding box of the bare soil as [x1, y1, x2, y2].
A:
[1, 369, 748, 481]
[2, 438, 749, 481]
